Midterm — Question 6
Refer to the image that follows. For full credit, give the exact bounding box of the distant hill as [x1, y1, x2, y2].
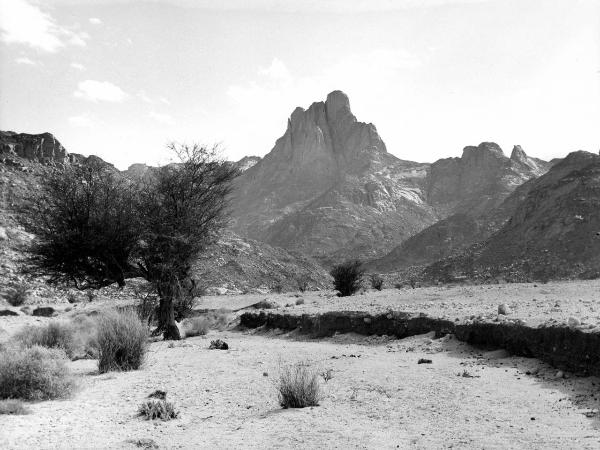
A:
[421, 151, 600, 282]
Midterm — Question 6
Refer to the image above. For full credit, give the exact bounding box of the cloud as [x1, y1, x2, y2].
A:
[68, 114, 94, 127]
[74, 80, 128, 102]
[15, 56, 37, 65]
[70, 62, 85, 71]
[138, 90, 170, 105]
[0, 0, 89, 52]
[89, 17, 102, 25]
[148, 111, 175, 125]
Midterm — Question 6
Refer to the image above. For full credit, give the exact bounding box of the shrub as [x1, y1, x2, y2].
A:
[182, 317, 209, 337]
[369, 274, 384, 291]
[278, 362, 321, 408]
[5, 283, 29, 306]
[209, 339, 228, 350]
[13, 321, 78, 359]
[0, 399, 30, 415]
[330, 260, 364, 297]
[96, 309, 148, 373]
[0, 345, 74, 400]
[138, 399, 178, 420]
[296, 278, 309, 293]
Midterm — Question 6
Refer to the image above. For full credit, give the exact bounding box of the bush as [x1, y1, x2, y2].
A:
[5, 283, 29, 306]
[330, 260, 364, 297]
[278, 362, 321, 408]
[369, 274, 384, 291]
[0, 399, 30, 415]
[296, 278, 309, 293]
[138, 399, 178, 420]
[0, 345, 74, 400]
[209, 339, 228, 350]
[182, 317, 209, 337]
[13, 321, 78, 359]
[96, 309, 148, 373]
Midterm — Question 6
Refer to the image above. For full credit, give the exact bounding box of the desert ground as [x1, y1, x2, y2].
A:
[2, 280, 600, 449]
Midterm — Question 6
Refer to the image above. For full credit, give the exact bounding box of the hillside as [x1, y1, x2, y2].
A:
[421, 151, 600, 282]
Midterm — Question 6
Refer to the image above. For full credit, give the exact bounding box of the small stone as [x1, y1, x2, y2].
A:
[363, 317, 372, 324]
[568, 317, 581, 328]
[32, 306, 55, 317]
[498, 304, 511, 315]
[555, 370, 564, 379]
[263, 372, 268, 377]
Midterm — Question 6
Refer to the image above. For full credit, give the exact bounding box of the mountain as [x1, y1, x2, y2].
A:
[0, 134, 327, 294]
[370, 144, 553, 272]
[421, 151, 600, 282]
[230, 90, 436, 264]
[231, 91, 550, 265]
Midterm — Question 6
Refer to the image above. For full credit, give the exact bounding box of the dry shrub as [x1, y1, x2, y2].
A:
[0, 399, 30, 415]
[330, 260, 364, 297]
[138, 399, 178, 420]
[369, 274, 384, 291]
[182, 317, 209, 337]
[277, 362, 321, 408]
[5, 283, 29, 306]
[96, 309, 148, 373]
[0, 345, 74, 400]
[13, 321, 78, 359]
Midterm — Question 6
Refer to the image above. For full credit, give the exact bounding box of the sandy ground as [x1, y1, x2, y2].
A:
[2, 329, 600, 449]
[197, 279, 600, 329]
[3, 280, 600, 448]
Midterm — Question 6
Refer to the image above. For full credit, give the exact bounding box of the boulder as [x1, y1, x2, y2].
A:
[32, 306, 56, 317]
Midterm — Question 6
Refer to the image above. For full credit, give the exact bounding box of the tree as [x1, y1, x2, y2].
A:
[135, 143, 239, 339]
[28, 160, 140, 289]
[27, 144, 239, 340]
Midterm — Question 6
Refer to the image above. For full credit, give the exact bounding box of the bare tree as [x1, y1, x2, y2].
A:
[136, 143, 239, 339]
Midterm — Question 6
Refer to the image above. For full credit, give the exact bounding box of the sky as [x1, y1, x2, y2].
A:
[0, 0, 599, 169]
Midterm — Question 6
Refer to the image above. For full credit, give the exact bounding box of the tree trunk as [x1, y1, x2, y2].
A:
[156, 282, 181, 340]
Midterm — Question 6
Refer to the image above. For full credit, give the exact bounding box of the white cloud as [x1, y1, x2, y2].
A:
[74, 80, 128, 102]
[15, 56, 37, 65]
[0, 0, 89, 52]
[258, 58, 292, 83]
[89, 17, 102, 25]
[70, 62, 85, 71]
[68, 114, 94, 127]
[149, 111, 175, 125]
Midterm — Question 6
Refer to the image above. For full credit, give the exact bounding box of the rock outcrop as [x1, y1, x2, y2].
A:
[0, 131, 71, 164]
[422, 151, 600, 281]
[230, 91, 436, 264]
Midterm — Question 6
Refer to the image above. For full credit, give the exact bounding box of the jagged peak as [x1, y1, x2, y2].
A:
[510, 145, 527, 162]
[325, 90, 351, 117]
[461, 142, 505, 160]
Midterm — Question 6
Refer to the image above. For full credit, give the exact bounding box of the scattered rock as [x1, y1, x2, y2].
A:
[498, 303, 511, 315]
[20, 306, 31, 315]
[418, 358, 432, 364]
[126, 438, 159, 449]
[0, 226, 8, 240]
[0, 309, 18, 316]
[209, 339, 228, 350]
[555, 370, 564, 379]
[148, 390, 167, 400]
[32, 306, 55, 317]
[567, 317, 581, 328]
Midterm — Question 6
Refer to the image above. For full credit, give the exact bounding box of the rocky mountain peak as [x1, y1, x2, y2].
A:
[0, 131, 70, 164]
[461, 142, 505, 161]
[325, 90, 351, 119]
[510, 145, 527, 162]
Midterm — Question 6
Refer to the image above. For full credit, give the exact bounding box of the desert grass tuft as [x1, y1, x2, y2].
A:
[277, 362, 321, 408]
[0, 345, 74, 400]
[181, 316, 209, 337]
[96, 309, 148, 373]
[138, 399, 178, 420]
[0, 399, 30, 415]
[13, 321, 78, 359]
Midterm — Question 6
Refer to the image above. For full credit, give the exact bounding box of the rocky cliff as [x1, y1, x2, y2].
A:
[0, 131, 71, 164]
[422, 151, 600, 282]
[230, 91, 437, 264]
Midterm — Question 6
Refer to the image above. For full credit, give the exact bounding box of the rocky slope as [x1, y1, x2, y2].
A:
[231, 91, 549, 265]
[421, 151, 600, 282]
[369, 144, 553, 272]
